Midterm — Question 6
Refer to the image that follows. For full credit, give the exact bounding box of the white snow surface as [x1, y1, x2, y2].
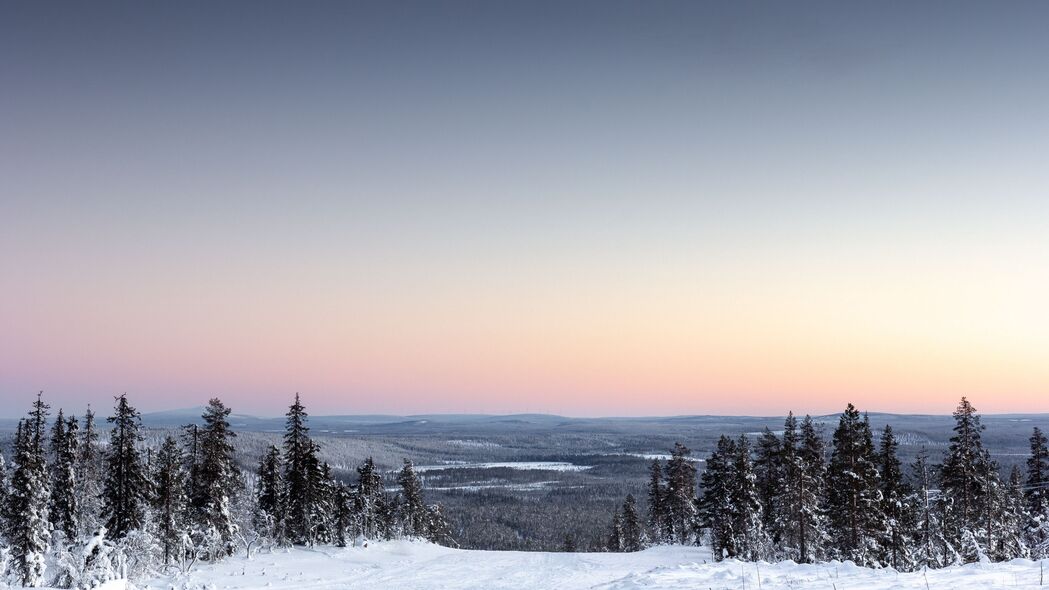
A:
[118, 541, 1049, 590]
[413, 461, 591, 472]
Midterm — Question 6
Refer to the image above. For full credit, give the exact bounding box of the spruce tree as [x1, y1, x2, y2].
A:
[354, 457, 385, 540]
[797, 415, 829, 563]
[774, 413, 829, 563]
[192, 398, 240, 557]
[730, 434, 767, 560]
[378, 490, 398, 540]
[49, 410, 80, 543]
[0, 452, 9, 543]
[606, 509, 623, 552]
[753, 427, 783, 544]
[646, 459, 668, 543]
[255, 445, 285, 544]
[774, 412, 802, 560]
[334, 482, 354, 547]
[76, 406, 104, 537]
[825, 404, 883, 566]
[911, 448, 957, 568]
[699, 435, 736, 559]
[9, 411, 52, 587]
[153, 435, 190, 566]
[283, 393, 316, 545]
[1026, 427, 1049, 556]
[939, 397, 994, 561]
[990, 465, 1029, 561]
[775, 412, 828, 562]
[424, 503, 454, 546]
[182, 423, 202, 514]
[397, 459, 427, 537]
[664, 442, 697, 544]
[620, 494, 645, 552]
[101, 394, 150, 540]
[877, 425, 914, 570]
[313, 461, 337, 544]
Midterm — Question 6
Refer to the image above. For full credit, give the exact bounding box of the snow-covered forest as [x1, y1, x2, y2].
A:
[0, 393, 452, 588]
[608, 397, 1049, 571]
[2, 394, 1049, 589]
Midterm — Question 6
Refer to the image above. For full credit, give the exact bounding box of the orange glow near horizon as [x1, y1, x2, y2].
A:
[4, 221, 1047, 417]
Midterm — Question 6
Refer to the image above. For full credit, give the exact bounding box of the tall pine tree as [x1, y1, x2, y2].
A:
[606, 509, 623, 552]
[101, 394, 150, 540]
[730, 434, 767, 560]
[192, 398, 240, 557]
[76, 406, 103, 537]
[153, 435, 190, 566]
[620, 494, 646, 552]
[753, 427, 783, 546]
[49, 411, 80, 543]
[825, 404, 883, 566]
[911, 448, 957, 568]
[877, 425, 915, 570]
[255, 445, 285, 545]
[354, 457, 386, 540]
[939, 397, 995, 561]
[397, 459, 427, 537]
[283, 393, 318, 545]
[699, 435, 737, 559]
[9, 404, 52, 588]
[1026, 427, 1049, 556]
[664, 442, 697, 545]
[646, 459, 669, 543]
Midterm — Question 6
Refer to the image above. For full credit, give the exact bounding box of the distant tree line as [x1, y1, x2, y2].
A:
[608, 397, 1049, 570]
[0, 392, 453, 588]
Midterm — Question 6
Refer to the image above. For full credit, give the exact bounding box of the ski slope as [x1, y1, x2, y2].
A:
[134, 541, 1049, 590]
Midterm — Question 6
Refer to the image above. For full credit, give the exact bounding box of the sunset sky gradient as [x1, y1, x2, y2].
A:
[2, 1, 1048, 417]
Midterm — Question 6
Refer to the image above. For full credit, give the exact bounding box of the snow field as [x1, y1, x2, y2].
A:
[133, 541, 1049, 590]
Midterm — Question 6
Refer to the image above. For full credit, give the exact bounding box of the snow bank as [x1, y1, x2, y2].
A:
[413, 461, 591, 472]
[131, 541, 1049, 590]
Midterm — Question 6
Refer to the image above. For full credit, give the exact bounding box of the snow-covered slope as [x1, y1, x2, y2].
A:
[135, 541, 1049, 590]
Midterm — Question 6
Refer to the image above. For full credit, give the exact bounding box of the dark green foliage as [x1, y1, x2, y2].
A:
[9, 397, 52, 587]
[192, 398, 241, 555]
[620, 494, 645, 552]
[255, 444, 285, 544]
[646, 459, 669, 543]
[825, 404, 883, 566]
[398, 459, 427, 537]
[878, 425, 914, 569]
[753, 427, 783, 543]
[50, 410, 80, 542]
[153, 435, 189, 565]
[354, 457, 386, 539]
[283, 393, 319, 545]
[102, 394, 150, 540]
[76, 406, 104, 536]
[939, 397, 997, 561]
[699, 435, 736, 559]
[664, 442, 697, 545]
[1026, 427, 1049, 518]
[606, 509, 622, 552]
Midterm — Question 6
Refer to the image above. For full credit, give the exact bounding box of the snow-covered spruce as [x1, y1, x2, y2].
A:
[608, 396, 1039, 574]
[0, 392, 453, 588]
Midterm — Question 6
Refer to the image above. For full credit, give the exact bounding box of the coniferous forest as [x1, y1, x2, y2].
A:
[608, 397, 1049, 571]
[3, 393, 1049, 587]
[0, 393, 452, 588]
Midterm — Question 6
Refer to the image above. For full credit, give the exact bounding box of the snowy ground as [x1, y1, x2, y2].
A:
[121, 541, 1049, 590]
[412, 461, 591, 472]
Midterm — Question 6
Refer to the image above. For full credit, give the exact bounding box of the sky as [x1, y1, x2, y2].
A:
[2, 1, 1048, 418]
